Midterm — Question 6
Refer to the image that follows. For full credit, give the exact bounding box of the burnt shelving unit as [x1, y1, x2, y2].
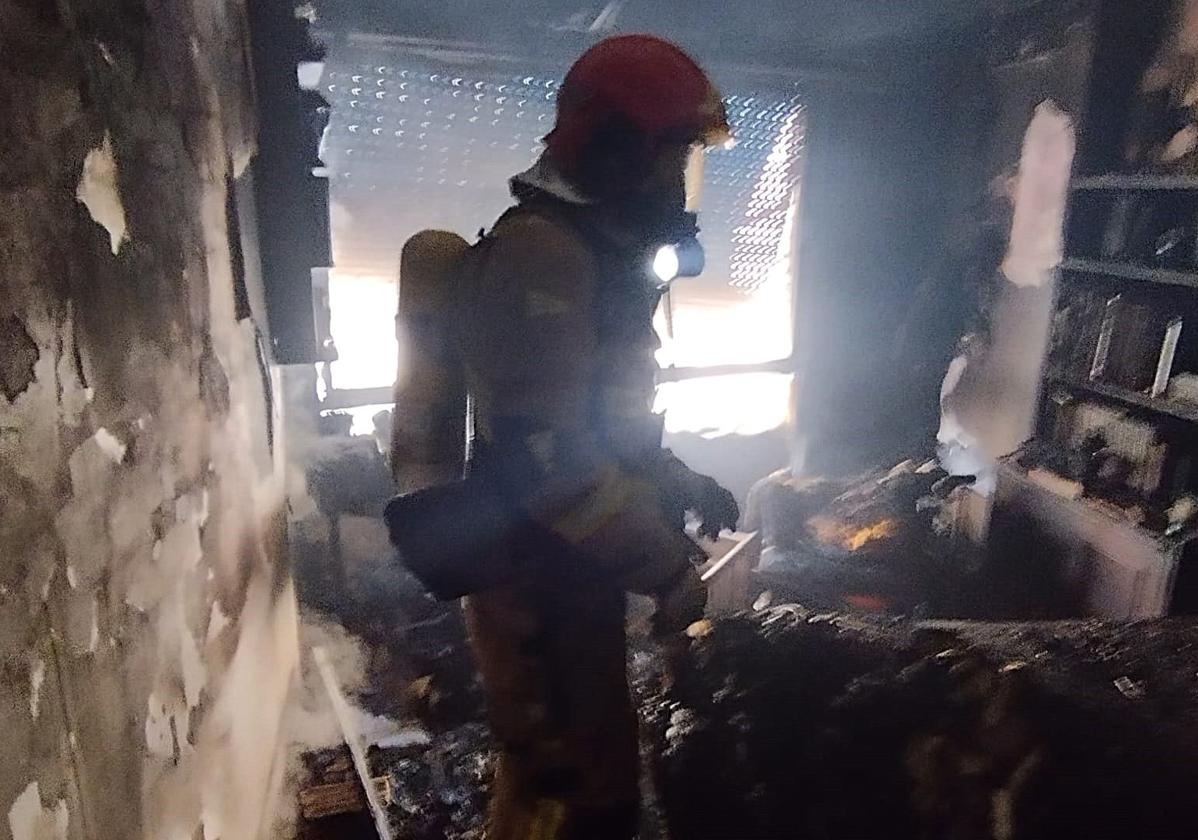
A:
[1027, 173, 1198, 615]
[1045, 176, 1198, 498]
[1006, 0, 1198, 616]
[1046, 374, 1198, 424]
[1058, 256, 1198, 290]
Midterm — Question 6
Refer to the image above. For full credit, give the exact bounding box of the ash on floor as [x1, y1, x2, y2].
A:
[649, 607, 1198, 840]
[376, 722, 493, 840]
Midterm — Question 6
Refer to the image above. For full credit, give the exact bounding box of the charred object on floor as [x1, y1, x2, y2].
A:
[297, 727, 492, 840]
[650, 607, 1198, 840]
[748, 458, 982, 615]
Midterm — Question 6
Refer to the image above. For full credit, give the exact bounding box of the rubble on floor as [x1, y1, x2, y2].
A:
[289, 432, 497, 838]
[296, 578, 1198, 840]
[747, 458, 982, 614]
[291, 440, 1198, 839]
[296, 727, 492, 840]
[376, 723, 493, 840]
[293, 609, 492, 840]
[292, 586, 490, 838]
[649, 606, 1198, 840]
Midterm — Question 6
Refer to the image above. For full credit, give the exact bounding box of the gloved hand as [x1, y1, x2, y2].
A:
[636, 451, 739, 538]
[686, 473, 740, 539]
[652, 564, 707, 637]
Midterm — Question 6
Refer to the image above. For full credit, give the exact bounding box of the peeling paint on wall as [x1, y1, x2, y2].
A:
[7, 783, 68, 840]
[29, 658, 45, 719]
[75, 132, 128, 255]
[180, 627, 207, 710]
[940, 101, 1076, 491]
[2, 1, 300, 837]
[207, 600, 231, 643]
[145, 692, 177, 761]
[64, 589, 100, 655]
[1001, 102, 1075, 288]
[92, 427, 127, 463]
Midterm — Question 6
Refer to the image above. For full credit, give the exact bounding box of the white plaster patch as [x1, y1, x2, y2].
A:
[24, 535, 57, 606]
[55, 307, 88, 426]
[65, 567, 77, 589]
[88, 601, 99, 653]
[180, 628, 207, 710]
[92, 427, 126, 463]
[76, 132, 128, 255]
[1001, 101, 1075, 288]
[939, 354, 968, 402]
[231, 145, 254, 179]
[160, 519, 203, 572]
[206, 600, 231, 644]
[7, 782, 69, 840]
[196, 577, 299, 840]
[52, 802, 67, 840]
[29, 658, 45, 719]
[175, 489, 209, 528]
[144, 693, 175, 760]
[66, 433, 121, 497]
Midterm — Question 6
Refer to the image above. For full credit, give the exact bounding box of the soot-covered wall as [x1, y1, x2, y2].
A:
[793, 1, 1096, 477]
[794, 40, 993, 475]
[0, 1, 298, 838]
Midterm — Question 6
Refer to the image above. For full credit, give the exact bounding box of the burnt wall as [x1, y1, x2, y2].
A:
[793, 1, 1096, 476]
[938, 9, 1096, 487]
[794, 38, 994, 475]
[0, 1, 298, 838]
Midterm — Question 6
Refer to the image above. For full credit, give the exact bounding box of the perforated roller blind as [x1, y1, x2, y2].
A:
[322, 50, 804, 301]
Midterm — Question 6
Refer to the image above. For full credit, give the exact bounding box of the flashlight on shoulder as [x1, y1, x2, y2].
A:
[652, 210, 705, 284]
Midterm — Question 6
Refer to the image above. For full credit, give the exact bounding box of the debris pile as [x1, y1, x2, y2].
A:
[377, 723, 493, 840]
[302, 581, 490, 836]
[748, 459, 978, 613]
[649, 607, 1198, 839]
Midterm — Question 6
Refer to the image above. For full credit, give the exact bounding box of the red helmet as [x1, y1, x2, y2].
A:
[547, 35, 731, 174]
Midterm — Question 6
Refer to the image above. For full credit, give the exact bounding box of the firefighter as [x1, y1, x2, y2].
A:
[439, 35, 741, 839]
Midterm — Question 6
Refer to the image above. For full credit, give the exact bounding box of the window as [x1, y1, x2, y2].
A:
[321, 40, 804, 439]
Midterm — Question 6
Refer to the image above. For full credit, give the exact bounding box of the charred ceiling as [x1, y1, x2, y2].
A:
[311, 0, 1001, 71]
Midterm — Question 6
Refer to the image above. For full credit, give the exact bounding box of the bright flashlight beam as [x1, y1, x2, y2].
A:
[653, 245, 680, 283]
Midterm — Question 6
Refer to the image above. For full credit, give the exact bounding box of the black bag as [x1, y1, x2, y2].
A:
[383, 475, 523, 601]
[385, 197, 621, 601]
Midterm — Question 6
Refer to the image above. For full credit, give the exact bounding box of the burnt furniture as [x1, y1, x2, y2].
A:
[995, 172, 1198, 617]
[986, 0, 1198, 618]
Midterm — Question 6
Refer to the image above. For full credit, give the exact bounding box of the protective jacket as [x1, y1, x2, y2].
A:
[456, 163, 707, 839]
[388, 32, 736, 839]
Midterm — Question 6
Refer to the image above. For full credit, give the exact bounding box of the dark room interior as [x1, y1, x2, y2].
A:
[6, 1, 1198, 838]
